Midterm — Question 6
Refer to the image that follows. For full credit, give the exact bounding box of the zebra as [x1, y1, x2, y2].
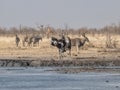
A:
[51, 35, 71, 59]
[71, 34, 89, 54]
[15, 34, 20, 47]
[22, 35, 29, 47]
[29, 35, 42, 47]
[22, 34, 42, 47]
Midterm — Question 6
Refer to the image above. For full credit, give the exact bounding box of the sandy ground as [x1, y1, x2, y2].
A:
[0, 35, 120, 61]
[0, 47, 120, 61]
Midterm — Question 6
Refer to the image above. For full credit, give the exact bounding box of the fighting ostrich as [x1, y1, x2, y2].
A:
[51, 35, 71, 59]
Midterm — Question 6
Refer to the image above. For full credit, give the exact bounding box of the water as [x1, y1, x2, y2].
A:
[0, 67, 120, 90]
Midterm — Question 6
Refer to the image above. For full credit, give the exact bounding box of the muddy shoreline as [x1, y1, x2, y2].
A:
[0, 58, 120, 67]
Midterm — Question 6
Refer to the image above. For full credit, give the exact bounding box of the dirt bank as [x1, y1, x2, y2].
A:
[0, 36, 120, 68]
[0, 58, 120, 67]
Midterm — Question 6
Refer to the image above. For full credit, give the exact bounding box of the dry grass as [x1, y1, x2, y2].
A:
[0, 34, 120, 61]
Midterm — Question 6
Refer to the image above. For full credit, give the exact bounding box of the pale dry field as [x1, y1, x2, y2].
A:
[0, 34, 120, 61]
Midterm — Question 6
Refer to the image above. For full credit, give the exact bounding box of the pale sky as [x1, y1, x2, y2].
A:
[0, 0, 120, 29]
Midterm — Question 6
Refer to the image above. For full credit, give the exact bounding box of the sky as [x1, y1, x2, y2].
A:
[0, 0, 120, 29]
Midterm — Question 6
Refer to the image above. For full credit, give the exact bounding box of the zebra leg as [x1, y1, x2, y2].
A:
[23, 41, 25, 47]
[17, 42, 19, 47]
[16, 42, 18, 47]
[76, 45, 79, 54]
[31, 42, 34, 47]
[38, 42, 40, 47]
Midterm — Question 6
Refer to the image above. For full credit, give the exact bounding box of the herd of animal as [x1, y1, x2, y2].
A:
[15, 34, 42, 47]
[15, 33, 89, 59]
[51, 34, 89, 59]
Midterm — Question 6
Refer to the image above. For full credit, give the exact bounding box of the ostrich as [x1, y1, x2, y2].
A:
[71, 34, 89, 54]
[15, 34, 20, 47]
[51, 36, 71, 59]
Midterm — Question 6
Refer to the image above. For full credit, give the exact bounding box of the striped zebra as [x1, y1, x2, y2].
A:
[22, 35, 29, 47]
[22, 35, 42, 47]
[28, 35, 42, 47]
[15, 34, 20, 47]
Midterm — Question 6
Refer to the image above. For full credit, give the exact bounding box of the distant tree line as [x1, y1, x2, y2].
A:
[0, 23, 120, 36]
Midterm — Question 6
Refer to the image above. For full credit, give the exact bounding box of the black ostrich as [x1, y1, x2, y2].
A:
[51, 36, 71, 59]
